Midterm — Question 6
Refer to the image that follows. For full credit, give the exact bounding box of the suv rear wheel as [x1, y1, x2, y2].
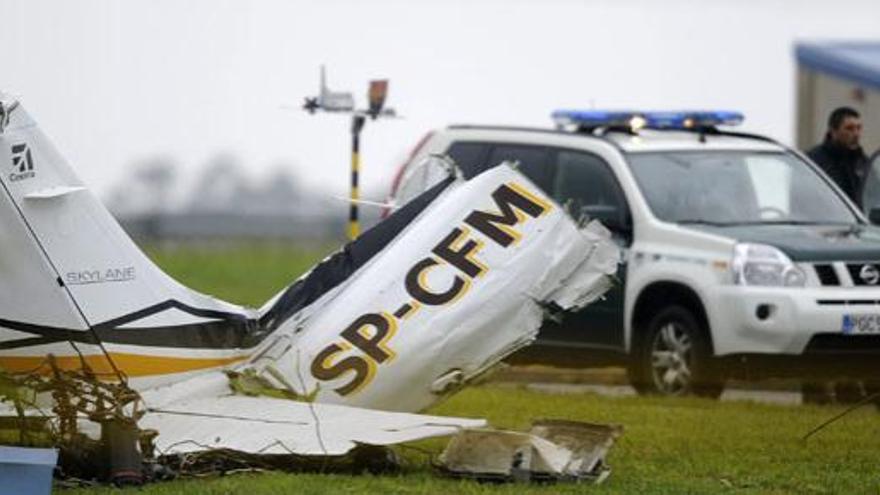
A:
[628, 305, 724, 398]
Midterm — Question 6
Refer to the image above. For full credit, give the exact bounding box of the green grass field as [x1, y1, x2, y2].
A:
[65, 243, 880, 494]
[143, 242, 337, 307]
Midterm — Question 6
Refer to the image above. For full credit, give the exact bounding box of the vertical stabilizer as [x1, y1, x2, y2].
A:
[0, 95, 257, 381]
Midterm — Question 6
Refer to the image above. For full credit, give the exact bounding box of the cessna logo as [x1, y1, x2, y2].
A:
[859, 264, 880, 285]
[310, 181, 551, 397]
[9, 143, 35, 182]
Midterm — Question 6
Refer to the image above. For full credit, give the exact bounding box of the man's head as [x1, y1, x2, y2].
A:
[827, 106, 863, 150]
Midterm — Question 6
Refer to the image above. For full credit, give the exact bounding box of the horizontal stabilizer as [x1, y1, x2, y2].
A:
[23, 185, 85, 200]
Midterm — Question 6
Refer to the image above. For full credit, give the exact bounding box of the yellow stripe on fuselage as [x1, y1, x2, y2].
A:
[0, 353, 247, 377]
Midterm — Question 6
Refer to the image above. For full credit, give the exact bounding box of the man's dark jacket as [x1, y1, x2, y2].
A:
[807, 137, 869, 209]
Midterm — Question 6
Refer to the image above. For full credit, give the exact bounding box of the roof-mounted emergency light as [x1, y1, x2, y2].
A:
[551, 110, 744, 132]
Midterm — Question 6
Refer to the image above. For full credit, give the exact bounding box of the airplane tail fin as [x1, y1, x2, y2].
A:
[0, 95, 256, 381]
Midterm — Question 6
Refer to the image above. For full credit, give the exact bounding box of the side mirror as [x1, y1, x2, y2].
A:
[869, 205, 880, 225]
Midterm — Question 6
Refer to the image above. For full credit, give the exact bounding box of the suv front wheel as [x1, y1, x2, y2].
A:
[628, 305, 724, 398]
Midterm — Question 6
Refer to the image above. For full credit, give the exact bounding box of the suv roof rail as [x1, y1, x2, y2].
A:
[443, 123, 779, 152]
[446, 124, 568, 135]
[445, 123, 637, 152]
[705, 128, 780, 145]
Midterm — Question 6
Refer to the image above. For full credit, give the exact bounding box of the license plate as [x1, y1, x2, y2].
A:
[842, 314, 880, 334]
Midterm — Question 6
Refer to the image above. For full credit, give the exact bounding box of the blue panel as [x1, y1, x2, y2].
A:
[796, 42, 880, 89]
[0, 447, 57, 495]
[0, 446, 57, 466]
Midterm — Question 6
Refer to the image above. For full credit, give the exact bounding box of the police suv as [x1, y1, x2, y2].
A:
[386, 110, 880, 397]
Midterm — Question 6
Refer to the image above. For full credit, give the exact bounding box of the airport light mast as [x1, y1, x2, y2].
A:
[303, 67, 395, 240]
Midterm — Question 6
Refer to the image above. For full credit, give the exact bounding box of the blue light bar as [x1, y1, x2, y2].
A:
[551, 109, 744, 130]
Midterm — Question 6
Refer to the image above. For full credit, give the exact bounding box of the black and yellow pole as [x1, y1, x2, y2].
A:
[302, 69, 390, 241]
[349, 114, 366, 240]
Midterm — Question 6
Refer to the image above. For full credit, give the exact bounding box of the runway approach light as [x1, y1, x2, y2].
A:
[303, 67, 397, 240]
[368, 80, 388, 119]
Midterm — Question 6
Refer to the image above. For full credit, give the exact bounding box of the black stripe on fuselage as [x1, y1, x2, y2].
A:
[0, 299, 260, 351]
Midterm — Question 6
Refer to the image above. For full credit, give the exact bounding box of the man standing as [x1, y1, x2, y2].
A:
[807, 107, 869, 208]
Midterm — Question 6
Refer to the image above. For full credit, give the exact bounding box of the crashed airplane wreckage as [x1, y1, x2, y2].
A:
[0, 94, 620, 485]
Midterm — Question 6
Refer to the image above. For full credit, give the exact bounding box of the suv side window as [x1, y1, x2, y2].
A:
[446, 142, 490, 179]
[553, 150, 630, 236]
[487, 144, 555, 192]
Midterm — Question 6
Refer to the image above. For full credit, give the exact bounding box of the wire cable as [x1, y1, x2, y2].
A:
[803, 389, 880, 441]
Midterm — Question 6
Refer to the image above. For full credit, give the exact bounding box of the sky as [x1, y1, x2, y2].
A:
[1, 0, 879, 203]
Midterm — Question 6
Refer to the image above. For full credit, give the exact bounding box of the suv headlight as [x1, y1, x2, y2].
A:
[732, 243, 806, 287]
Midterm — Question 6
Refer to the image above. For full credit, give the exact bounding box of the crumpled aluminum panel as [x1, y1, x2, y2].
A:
[437, 419, 622, 484]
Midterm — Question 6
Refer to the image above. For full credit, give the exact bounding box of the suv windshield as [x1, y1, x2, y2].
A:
[627, 151, 858, 225]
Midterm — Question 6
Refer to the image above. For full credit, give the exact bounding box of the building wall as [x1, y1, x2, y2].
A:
[797, 68, 880, 155]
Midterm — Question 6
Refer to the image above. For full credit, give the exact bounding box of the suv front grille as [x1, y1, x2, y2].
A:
[809, 262, 880, 287]
[846, 263, 880, 286]
[814, 264, 839, 286]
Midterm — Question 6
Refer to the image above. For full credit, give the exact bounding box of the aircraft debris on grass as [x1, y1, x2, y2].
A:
[0, 93, 620, 485]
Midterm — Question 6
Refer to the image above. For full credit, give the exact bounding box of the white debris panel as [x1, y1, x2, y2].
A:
[140, 396, 485, 456]
[245, 164, 621, 413]
[139, 163, 620, 456]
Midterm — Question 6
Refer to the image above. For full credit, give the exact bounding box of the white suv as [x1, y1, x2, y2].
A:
[386, 110, 880, 398]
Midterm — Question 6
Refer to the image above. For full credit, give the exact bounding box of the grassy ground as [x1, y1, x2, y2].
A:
[67, 386, 880, 494]
[143, 242, 337, 307]
[62, 243, 880, 494]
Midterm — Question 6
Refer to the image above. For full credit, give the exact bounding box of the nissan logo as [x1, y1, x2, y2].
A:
[860, 264, 880, 285]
